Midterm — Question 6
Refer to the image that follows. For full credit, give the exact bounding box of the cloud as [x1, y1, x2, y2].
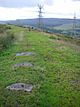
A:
[0, 0, 80, 20]
[0, 0, 53, 8]
[0, 7, 37, 20]
[72, 0, 80, 1]
[44, 0, 53, 5]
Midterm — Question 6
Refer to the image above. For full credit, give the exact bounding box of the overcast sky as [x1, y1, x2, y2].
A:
[0, 0, 80, 21]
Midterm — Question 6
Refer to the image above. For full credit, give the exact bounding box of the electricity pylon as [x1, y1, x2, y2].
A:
[73, 12, 76, 37]
[38, 4, 43, 30]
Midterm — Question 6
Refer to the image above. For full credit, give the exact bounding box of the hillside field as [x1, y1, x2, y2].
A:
[0, 25, 80, 107]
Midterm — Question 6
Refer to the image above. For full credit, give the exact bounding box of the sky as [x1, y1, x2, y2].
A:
[0, 0, 80, 21]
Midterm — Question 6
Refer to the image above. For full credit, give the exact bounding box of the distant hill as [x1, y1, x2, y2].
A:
[4, 18, 80, 27]
[54, 23, 73, 30]
[0, 21, 6, 24]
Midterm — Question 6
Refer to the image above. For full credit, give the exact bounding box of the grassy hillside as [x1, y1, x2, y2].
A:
[54, 23, 73, 30]
[0, 25, 80, 107]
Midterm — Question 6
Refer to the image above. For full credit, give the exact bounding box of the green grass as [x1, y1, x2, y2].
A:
[0, 25, 80, 107]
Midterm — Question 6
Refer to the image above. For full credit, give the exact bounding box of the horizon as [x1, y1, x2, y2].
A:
[0, 17, 80, 22]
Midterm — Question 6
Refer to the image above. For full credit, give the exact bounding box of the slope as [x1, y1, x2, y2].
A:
[0, 25, 80, 107]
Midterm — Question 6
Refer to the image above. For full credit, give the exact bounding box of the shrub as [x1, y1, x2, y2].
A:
[0, 28, 14, 51]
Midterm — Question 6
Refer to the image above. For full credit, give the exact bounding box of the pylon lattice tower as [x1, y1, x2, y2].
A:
[38, 4, 43, 29]
[73, 13, 76, 37]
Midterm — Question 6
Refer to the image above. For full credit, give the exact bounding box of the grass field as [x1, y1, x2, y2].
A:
[0, 25, 80, 107]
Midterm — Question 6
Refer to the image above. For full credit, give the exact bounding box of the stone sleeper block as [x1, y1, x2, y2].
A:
[16, 52, 35, 56]
[14, 62, 33, 68]
[6, 83, 33, 92]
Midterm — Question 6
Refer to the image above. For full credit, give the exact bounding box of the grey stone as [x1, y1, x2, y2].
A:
[16, 52, 35, 57]
[13, 62, 33, 69]
[6, 83, 33, 92]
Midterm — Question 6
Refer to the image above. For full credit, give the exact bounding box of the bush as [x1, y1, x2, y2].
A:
[49, 35, 61, 40]
[0, 24, 11, 33]
[0, 30, 14, 51]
